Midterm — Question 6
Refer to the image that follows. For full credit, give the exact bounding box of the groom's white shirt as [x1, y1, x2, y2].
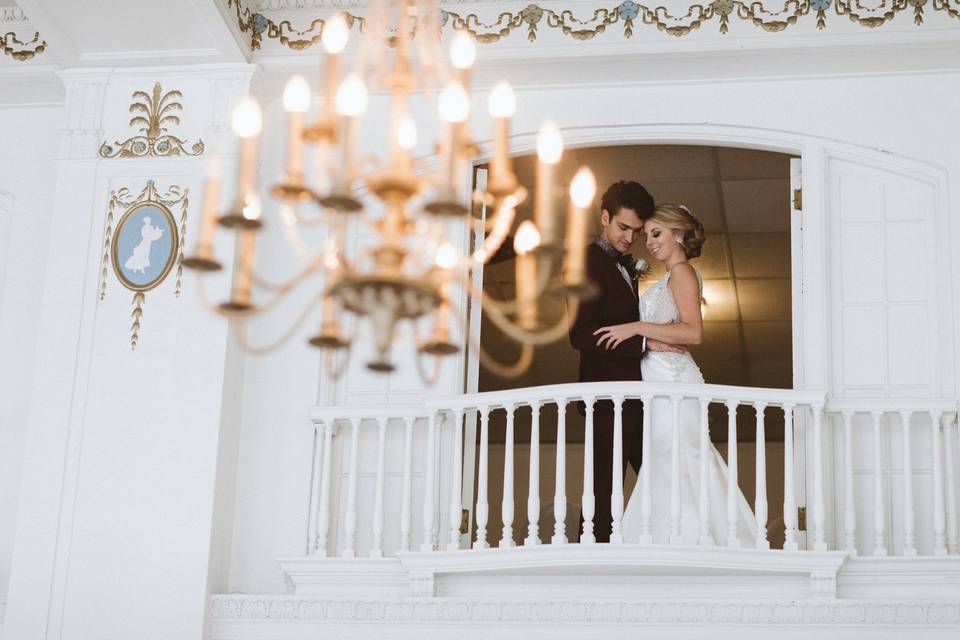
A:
[614, 261, 647, 353]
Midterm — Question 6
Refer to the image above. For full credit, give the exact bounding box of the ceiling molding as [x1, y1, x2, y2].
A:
[0, 6, 28, 23]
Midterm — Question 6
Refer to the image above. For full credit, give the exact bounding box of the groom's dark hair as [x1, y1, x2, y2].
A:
[600, 180, 655, 220]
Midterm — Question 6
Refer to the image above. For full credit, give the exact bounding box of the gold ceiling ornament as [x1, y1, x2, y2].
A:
[99, 181, 189, 350]
[0, 30, 46, 61]
[225, 0, 955, 51]
[99, 83, 205, 159]
[186, 1, 597, 380]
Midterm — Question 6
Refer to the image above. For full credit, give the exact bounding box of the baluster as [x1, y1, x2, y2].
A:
[842, 411, 856, 554]
[307, 424, 321, 553]
[670, 395, 682, 544]
[578, 396, 597, 543]
[638, 395, 653, 544]
[400, 416, 415, 552]
[525, 402, 542, 546]
[697, 398, 712, 546]
[421, 410, 438, 551]
[725, 401, 740, 548]
[812, 404, 827, 551]
[901, 411, 917, 556]
[945, 414, 959, 555]
[342, 417, 362, 558]
[370, 416, 388, 558]
[314, 420, 336, 557]
[474, 406, 490, 549]
[610, 395, 625, 544]
[501, 405, 516, 547]
[782, 404, 798, 551]
[754, 403, 769, 549]
[932, 411, 947, 556]
[552, 400, 568, 544]
[871, 411, 887, 556]
[432, 419, 442, 549]
[447, 409, 464, 550]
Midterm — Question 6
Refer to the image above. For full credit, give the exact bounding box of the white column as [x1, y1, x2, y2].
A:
[842, 411, 857, 555]
[314, 421, 337, 557]
[610, 395, 625, 544]
[581, 396, 597, 544]
[421, 410, 438, 551]
[812, 405, 827, 551]
[783, 404, 798, 551]
[448, 409, 464, 550]
[500, 405, 516, 547]
[669, 396, 683, 544]
[342, 417, 362, 558]
[871, 411, 887, 556]
[697, 397, 711, 546]
[754, 403, 769, 549]
[370, 417, 388, 558]
[552, 400, 568, 545]
[432, 418, 442, 549]
[400, 416, 415, 552]
[932, 412, 947, 556]
[726, 401, 740, 548]
[638, 395, 653, 544]
[474, 406, 490, 549]
[307, 425, 322, 553]
[900, 411, 917, 556]
[525, 402, 542, 546]
[944, 414, 959, 555]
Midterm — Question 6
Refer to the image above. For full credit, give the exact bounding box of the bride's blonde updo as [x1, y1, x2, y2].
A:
[646, 203, 706, 259]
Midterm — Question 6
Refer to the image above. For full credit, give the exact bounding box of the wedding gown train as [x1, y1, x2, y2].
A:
[621, 270, 757, 546]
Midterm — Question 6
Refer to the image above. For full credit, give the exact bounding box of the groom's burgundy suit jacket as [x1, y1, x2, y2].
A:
[569, 242, 645, 383]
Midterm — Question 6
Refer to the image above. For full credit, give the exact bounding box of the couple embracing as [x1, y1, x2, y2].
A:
[569, 181, 756, 546]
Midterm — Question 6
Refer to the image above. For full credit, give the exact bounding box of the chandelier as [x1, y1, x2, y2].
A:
[183, 0, 598, 380]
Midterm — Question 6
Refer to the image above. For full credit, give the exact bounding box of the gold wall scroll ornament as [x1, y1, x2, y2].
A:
[225, 0, 958, 51]
[0, 30, 46, 61]
[99, 83, 205, 159]
[98, 181, 189, 350]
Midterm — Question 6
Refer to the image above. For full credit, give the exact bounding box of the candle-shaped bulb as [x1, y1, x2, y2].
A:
[283, 75, 311, 112]
[335, 74, 367, 117]
[242, 192, 262, 221]
[434, 242, 458, 269]
[449, 31, 476, 70]
[231, 97, 262, 138]
[570, 167, 597, 207]
[488, 81, 516, 118]
[322, 14, 349, 54]
[437, 81, 470, 123]
[397, 116, 417, 150]
[537, 121, 563, 164]
[513, 220, 541, 255]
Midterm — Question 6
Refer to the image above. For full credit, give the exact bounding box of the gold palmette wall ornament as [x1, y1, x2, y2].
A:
[99, 83, 205, 159]
[185, 1, 599, 380]
[98, 181, 189, 350]
[0, 30, 46, 61]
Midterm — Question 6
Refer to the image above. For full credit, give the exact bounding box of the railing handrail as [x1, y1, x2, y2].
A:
[825, 398, 959, 415]
[310, 405, 428, 424]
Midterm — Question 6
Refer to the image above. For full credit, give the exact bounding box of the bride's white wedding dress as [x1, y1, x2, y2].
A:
[621, 269, 757, 546]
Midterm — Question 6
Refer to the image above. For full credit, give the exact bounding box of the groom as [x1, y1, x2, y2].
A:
[569, 180, 679, 543]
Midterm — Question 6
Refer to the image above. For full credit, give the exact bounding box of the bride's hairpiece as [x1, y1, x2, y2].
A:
[678, 204, 692, 216]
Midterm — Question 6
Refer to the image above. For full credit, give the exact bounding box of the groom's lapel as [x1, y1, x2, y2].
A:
[610, 260, 638, 301]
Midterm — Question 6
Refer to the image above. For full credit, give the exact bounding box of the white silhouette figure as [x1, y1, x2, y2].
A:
[124, 216, 164, 275]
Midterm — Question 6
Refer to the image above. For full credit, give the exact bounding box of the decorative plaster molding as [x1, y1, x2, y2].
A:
[0, 30, 46, 61]
[99, 83, 204, 158]
[210, 594, 960, 625]
[0, 7, 28, 23]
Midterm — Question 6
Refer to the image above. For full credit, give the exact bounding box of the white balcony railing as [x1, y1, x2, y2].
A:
[306, 383, 959, 561]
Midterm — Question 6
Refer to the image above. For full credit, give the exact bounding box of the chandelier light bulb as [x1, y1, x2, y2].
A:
[231, 96, 262, 138]
[283, 75, 312, 112]
[242, 192, 262, 221]
[449, 31, 476, 70]
[438, 82, 470, 123]
[322, 14, 349, 54]
[434, 242, 459, 269]
[537, 121, 563, 165]
[488, 81, 516, 118]
[513, 220, 541, 255]
[397, 116, 417, 150]
[570, 167, 597, 207]
[336, 74, 368, 117]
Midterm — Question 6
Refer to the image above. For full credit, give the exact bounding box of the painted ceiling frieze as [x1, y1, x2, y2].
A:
[227, 0, 960, 51]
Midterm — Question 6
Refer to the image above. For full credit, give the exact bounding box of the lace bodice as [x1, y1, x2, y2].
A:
[639, 268, 703, 324]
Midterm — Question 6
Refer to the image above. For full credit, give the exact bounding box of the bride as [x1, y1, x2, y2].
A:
[593, 204, 756, 547]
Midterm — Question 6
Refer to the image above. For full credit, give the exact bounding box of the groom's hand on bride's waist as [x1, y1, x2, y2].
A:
[647, 339, 688, 354]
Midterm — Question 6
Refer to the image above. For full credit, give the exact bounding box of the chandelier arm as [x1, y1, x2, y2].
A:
[249, 253, 326, 294]
[458, 258, 559, 317]
[471, 203, 515, 264]
[478, 340, 535, 379]
[480, 295, 581, 346]
[321, 334, 353, 381]
[194, 272, 229, 314]
[229, 292, 325, 355]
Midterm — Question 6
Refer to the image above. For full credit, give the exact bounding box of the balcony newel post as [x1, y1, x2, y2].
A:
[932, 411, 947, 556]
[370, 416, 388, 558]
[343, 416, 362, 558]
[474, 405, 491, 549]
[400, 416, 415, 552]
[552, 399, 568, 544]
[581, 395, 596, 544]
[944, 413, 959, 555]
[525, 401, 542, 546]
[754, 402, 769, 549]
[610, 394, 625, 544]
[314, 419, 337, 557]
[500, 404, 516, 547]
[638, 394, 653, 544]
[871, 411, 887, 556]
[901, 410, 917, 556]
[812, 403, 827, 552]
[842, 411, 857, 554]
[697, 397, 711, 546]
[783, 404, 798, 551]
[448, 408, 465, 550]
[725, 400, 740, 548]
[669, 395, 682, 544]
[421, 409, 439, 551]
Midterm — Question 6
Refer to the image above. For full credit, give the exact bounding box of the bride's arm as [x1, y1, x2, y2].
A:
[594, 263, 703, 349]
